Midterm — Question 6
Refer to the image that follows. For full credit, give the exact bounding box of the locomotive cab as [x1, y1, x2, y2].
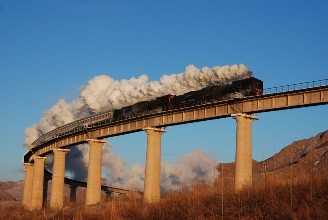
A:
[249, 77, 263, 95]
[232, 77, 263, 96]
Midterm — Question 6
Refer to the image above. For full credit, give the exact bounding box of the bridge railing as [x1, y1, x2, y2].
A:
[27, 78, 328, 151]
[263, 78, 328, 95]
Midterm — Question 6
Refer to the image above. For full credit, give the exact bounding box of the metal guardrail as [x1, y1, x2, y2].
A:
[263, 78, 328, 95]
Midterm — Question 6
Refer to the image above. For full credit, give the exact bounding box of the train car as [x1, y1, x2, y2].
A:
[44, 109, 116, 141]
[114, 95, 173, 119]
[87, 109, 116, 127]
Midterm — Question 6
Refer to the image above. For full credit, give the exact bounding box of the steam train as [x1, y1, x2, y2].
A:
[115, 77, 263, 117]
[32, 77, 263, 147]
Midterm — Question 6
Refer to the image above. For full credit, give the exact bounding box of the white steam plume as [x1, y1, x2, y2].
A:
[24, 64, 252, 146]
[161, 149, 218, 192]
[61, 145, 218, 192]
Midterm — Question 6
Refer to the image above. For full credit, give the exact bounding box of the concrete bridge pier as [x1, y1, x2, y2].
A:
[69, 185, 77, 202]
[43, 177, 50, 207]
[143, 127, 167, 203]
[30, 156, 47, 210]
[50, 148, 70, 209]
[86, 139, 106, 205]
[22, 163, 34, 209]
[232, 113, 258, 192]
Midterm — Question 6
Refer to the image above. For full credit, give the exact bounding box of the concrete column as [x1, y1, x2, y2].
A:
[43, 178, 50, 207]
[22, 163, 34, 209]
[30, 156, 47, 210]
[86, 139, 106, 205]
[50, 148, 70, 209]
[69, 185, 77, 202]
[232, 113, 258, 192]
[143, 127, 166, 203]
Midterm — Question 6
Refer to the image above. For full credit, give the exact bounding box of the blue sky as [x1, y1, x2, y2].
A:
[0, 0, 327, 181]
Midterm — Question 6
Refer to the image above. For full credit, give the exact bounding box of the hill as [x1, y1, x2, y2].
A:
[0, 181, 24, 201]
[218, 130, 328, 187]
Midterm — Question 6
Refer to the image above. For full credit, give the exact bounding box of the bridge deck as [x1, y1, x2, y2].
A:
[25, 85, 328, 163]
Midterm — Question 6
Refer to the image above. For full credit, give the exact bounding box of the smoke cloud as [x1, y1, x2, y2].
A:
[24, 64, 252, 146]
[161, 149, 218, 192]
[59, 144, 218, 192]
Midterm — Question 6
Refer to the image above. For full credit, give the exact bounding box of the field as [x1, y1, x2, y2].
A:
[1, 173, 327, 220]
[1, 131, 327, 219]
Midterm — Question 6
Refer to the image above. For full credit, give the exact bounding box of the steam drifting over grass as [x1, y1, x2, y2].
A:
[53, 143, 218, 192]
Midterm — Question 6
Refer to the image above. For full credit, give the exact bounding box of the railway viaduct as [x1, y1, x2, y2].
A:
[22, 80, 328, 210]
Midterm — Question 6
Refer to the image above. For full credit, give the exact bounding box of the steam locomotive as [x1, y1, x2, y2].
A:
[115, 77, 263, 118]
[32, 77, 263, 147]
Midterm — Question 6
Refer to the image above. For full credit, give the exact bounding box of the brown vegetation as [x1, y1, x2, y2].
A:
[0, 181, 24, 201]
[1, 174, 327, 220]
[1, 131, 327, 219]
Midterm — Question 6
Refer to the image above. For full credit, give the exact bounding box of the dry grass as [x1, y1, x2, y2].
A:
[1, 176, 327, 220]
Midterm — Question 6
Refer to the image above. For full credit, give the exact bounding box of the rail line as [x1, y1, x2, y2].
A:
[24, 78, 328, 164]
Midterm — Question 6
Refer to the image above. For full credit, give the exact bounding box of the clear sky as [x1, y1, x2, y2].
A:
[0, 0, 327, 181]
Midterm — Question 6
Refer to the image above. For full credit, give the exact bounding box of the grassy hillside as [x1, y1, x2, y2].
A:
[1, 176, 327, 219]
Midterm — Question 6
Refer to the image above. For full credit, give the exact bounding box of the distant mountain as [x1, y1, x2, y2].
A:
[218, 130, 328, 184]
[1, 130, 328, 201]
[0, 181, 24, 201]
[259, 130, 328, 173]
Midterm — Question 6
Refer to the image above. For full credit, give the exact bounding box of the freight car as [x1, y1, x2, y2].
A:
[31, 77, 263, 147]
